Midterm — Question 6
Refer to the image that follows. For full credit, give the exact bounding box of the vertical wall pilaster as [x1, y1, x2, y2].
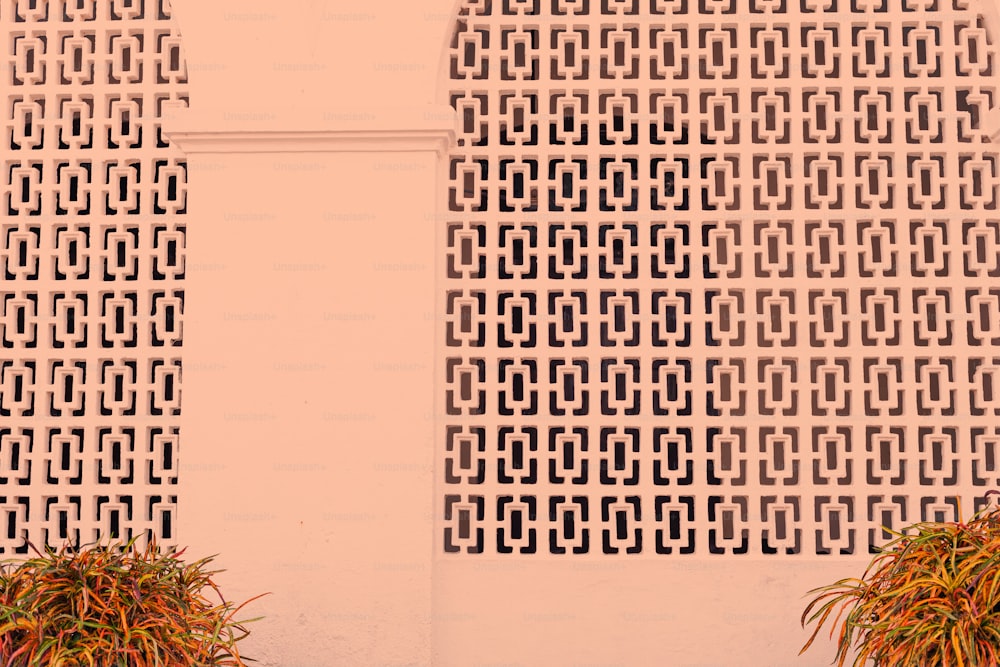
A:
[165, 109, 454, 666]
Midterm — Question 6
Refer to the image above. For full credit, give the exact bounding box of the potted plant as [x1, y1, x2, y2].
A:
[0, 536, 267, 666]
[800, 492, 1000, 666]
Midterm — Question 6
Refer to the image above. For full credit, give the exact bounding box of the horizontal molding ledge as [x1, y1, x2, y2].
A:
[165, 129, 455, 154]
[162, 105, 458, 154]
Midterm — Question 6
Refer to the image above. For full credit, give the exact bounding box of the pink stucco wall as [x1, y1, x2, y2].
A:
[4, 0, 997, 664]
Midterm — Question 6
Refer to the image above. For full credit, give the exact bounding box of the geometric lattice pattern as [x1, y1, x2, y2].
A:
[443, 0, 1000, 555]
[0, 0, 187, 553]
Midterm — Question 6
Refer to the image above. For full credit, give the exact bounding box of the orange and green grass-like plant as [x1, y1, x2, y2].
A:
[800, 496, 1000, 667]
[0, 536, 267, 667]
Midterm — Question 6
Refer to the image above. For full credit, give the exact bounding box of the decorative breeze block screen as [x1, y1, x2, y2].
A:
[443, 0, 1000, 555]
[0, 0, 187, 553]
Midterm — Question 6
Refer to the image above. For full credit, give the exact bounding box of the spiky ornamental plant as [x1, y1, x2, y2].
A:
[0, 536, 267, 667]
[800, 492, 1000, 667]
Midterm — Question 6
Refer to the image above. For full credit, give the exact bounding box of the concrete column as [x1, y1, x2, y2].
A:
[165, 106, 454, 666]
